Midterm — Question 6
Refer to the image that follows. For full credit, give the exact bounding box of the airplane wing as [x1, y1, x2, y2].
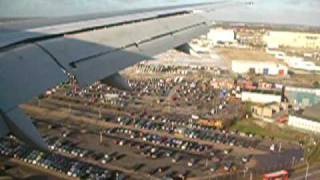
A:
[0, 1, 247, 151]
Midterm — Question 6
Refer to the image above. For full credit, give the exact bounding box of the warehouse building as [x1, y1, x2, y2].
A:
[288, 104, 320, 133]
[207, 28, 235, 46]
[284, 56, 320, 72]
[286, 86, 320, 109]
[232, 60, 288, 76]
[263, 31, 320, 49]
[241, 89, 282, 104]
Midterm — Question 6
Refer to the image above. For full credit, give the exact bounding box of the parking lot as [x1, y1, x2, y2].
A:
[0, 137, 128, 180]
[18, 103, 303, 180]
[0, 118, 255, 179]
[2, 66, 303, 179]
[41, 119, 257, 178]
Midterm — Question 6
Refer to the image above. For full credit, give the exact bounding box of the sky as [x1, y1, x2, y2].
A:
[209, 0, 320, 27]
[0, 0, 319, 27]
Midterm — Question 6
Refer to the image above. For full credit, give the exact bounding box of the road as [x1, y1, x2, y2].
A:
[291, 164, 320, 180]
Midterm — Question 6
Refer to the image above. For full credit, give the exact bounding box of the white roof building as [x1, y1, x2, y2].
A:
[284, 56, 320, 72]
[241, 90, 282, 104]
[288, 115, 320, 133]
[232, 60, 288, 76]
[288, 104, 320, 133]
[263, 31, 320, 49]
[207, 28, 235, 45]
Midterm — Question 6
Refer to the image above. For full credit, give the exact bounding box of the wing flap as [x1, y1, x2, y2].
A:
[37, 12, 208, 88]
[172, 24, 208, 47]
[159, 13, 204, 31]
[0, 44, 68, 112]
[36, 16, 173, 71]
[74, 46, 150, 87]
[0, 115, 9, 138]
[138, 35, 176, 56]
[101, 73, 131, 91]
[37, 37, 115, 70]
[3, 108, 48, 151]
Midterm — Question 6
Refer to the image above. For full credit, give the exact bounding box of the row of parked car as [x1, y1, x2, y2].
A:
[109, 113, 259, 150]
[106, 127, 212, 154]
[46, 137, 90, 158]
[104, 132, 240, 179]
[183, 128, 259, 149]
[104, 127, 250, 172]
[0, 137, 126, 180]
[63, 77, 235, 111]
[50, 78, 261, 151]
[135, 63, 186, 75]
[38, 121, 237, 179]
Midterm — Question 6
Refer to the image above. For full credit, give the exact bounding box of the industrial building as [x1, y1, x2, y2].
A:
[286, 86, 320, 109]
[288, 104, 320, 133]
[207, 28, 235, 46]
[241, 90, 282, 104]
[251, 102, 282, 122]
[284, 56, 320, 72]
[232, 60, 288, 76]
[263, 31, 320, 49]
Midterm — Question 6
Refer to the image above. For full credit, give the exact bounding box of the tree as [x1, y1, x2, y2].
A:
[312, 81, 320, 88]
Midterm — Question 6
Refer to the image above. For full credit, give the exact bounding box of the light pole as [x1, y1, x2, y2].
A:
[116, 172, 119, 180]
[205, 158, 208, 168]
[291, 156, 296, 168]
[305, 162, 309, 180]
[99, 130, 103, 144]
[68, 103, 71, 113]
[243, 166, 248, 178]
[99, 106, 102, 119]
[303, 135, 317, 180]
[279, 142, 282, 152]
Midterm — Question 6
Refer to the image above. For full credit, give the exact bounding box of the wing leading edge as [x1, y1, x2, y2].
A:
[0, 1, 245, 151]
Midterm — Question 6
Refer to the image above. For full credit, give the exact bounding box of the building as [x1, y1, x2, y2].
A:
[284, 56, 320, 72]
[207, 28, 235, 46]
[288, 104, 320, 133]
[286, 86, 320, 109]
[263, 31, 320, 49]
[251, 102, 282, 122]
[252, 102, 280, 118]
[241, 90, 282, 104]
[232, 60, 288, 76]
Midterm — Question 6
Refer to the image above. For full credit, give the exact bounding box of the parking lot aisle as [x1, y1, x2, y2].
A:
[23, 103, 266, 157]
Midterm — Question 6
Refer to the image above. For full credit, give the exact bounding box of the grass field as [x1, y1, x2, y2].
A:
[230, 118, 307, 142]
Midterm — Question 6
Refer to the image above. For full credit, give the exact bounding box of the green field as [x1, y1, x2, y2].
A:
[230, 118, 307, 142]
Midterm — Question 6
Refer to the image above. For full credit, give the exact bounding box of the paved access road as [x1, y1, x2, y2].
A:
[291, 164, 320, 180]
